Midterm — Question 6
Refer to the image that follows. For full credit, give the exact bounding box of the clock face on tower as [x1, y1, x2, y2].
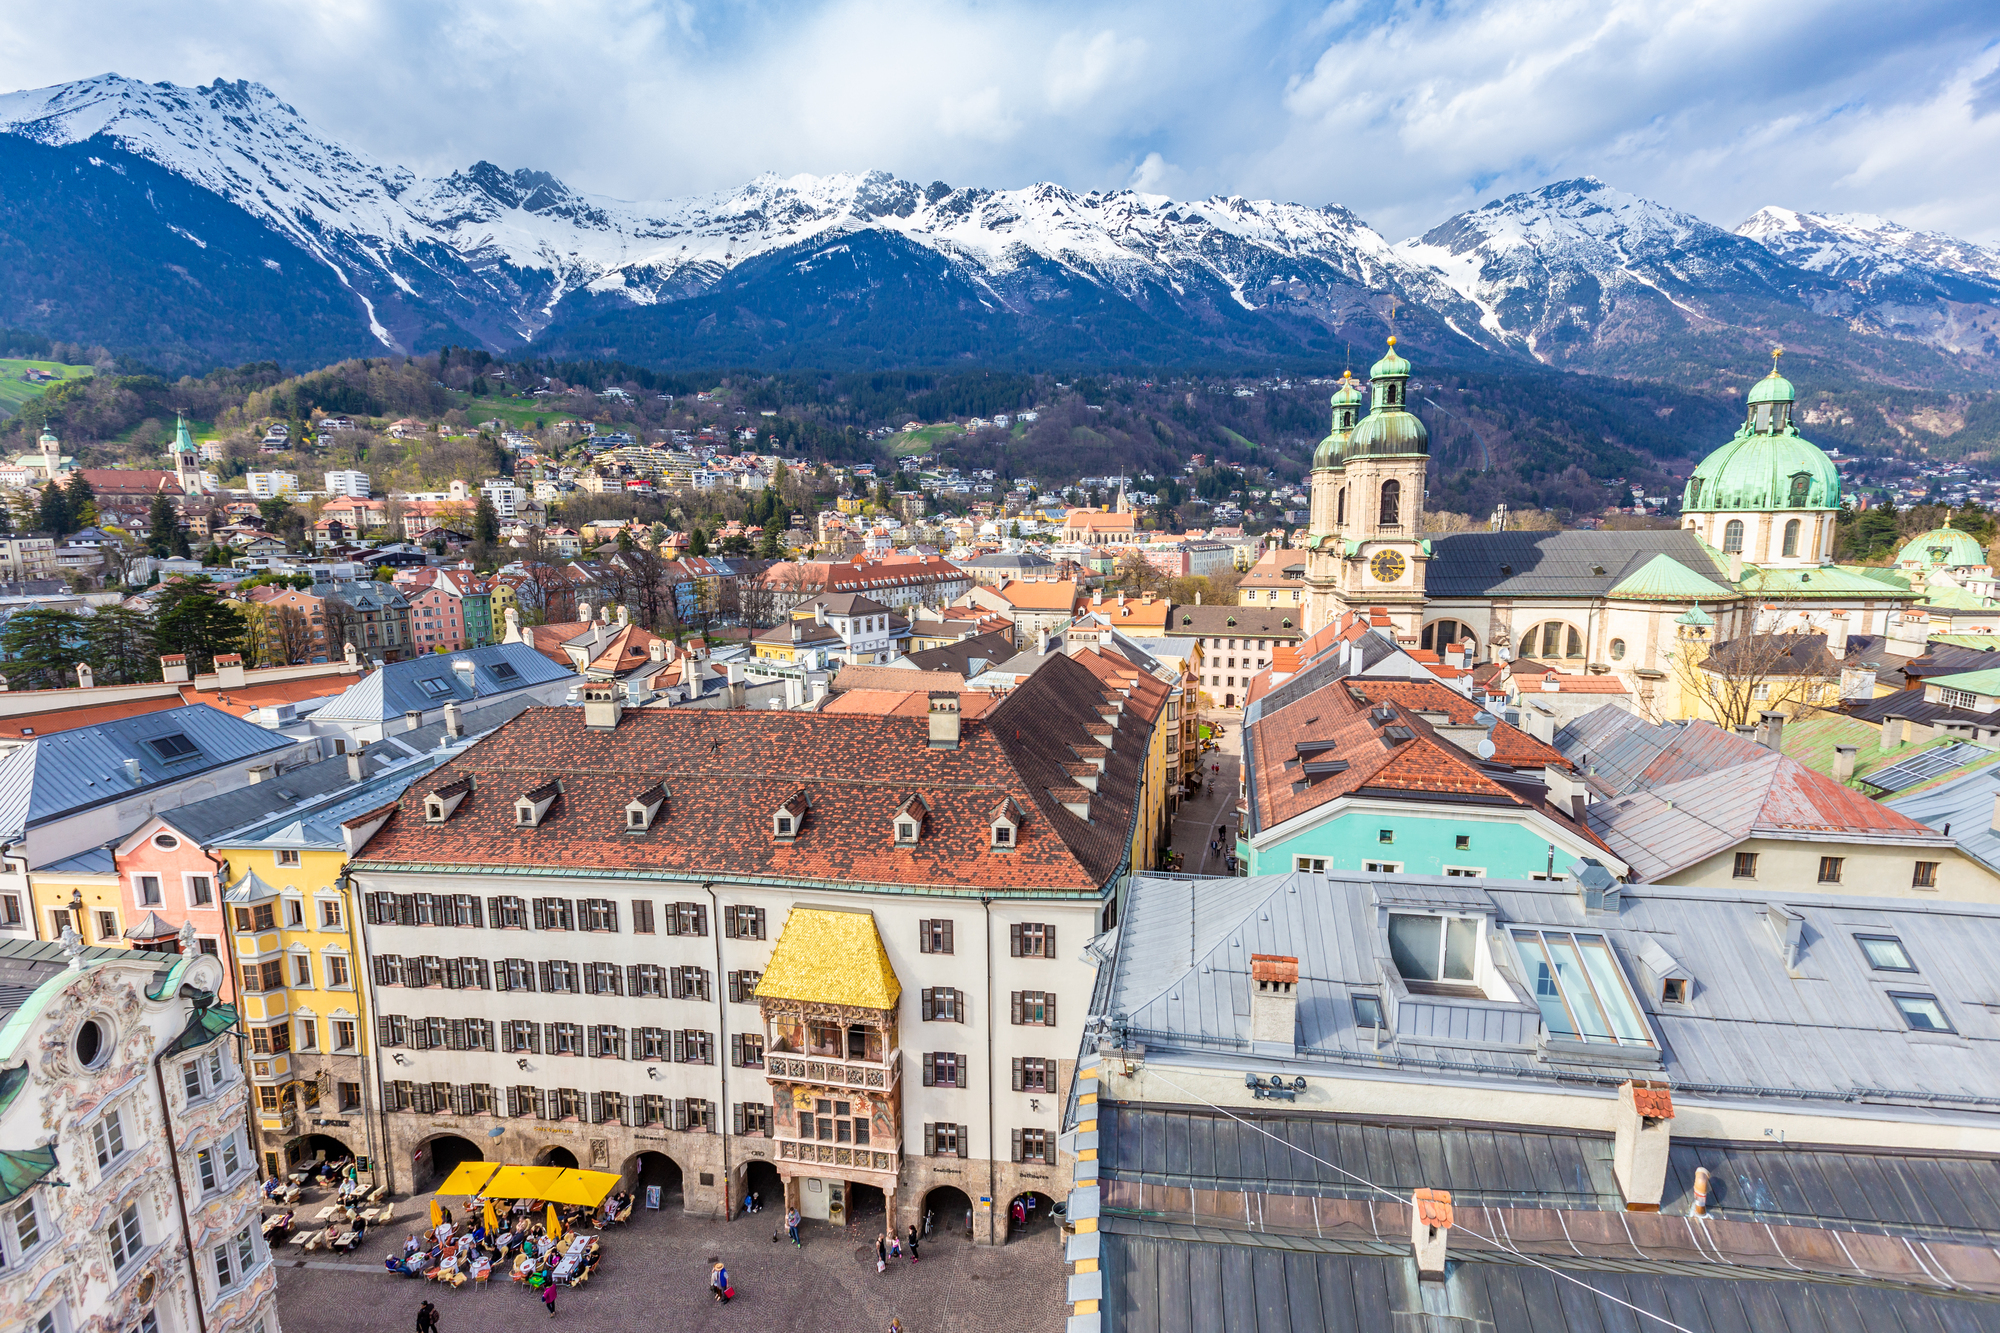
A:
[1369, 550, 1407, 583]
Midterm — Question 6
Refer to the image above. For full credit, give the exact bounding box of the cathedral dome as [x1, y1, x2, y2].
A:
[1681, 357, 1837, 513]
[1346, 339, 1428, 458]
[1312, 372, 1366, 469]
[1896, 523, 1988, 569]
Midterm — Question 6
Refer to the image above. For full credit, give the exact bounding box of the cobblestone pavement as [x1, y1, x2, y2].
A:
[273, 1192, 1066, 1333]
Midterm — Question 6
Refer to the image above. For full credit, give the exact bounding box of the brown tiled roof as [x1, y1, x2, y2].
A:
[1342, 679, 1568, 770]
[1167, 605, 1305, 638]
[352, 652, 1146, 892]
[830, 665, 968, 694]
[820, 689, 1001, 720]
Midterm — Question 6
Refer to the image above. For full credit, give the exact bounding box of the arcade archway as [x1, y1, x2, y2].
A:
[413, 1134, 482, 1192]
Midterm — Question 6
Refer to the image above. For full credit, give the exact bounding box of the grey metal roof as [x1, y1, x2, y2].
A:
[1097, 1233, 2000, 1333]
[1102, 870, 2000, 1115]
[1888, 763, 2000, 877]
[0, 703, 296, 836]
[905, 631, 1017, 676]
[0, 937, 140, 1024]
[311, 642, 574, 723]
[1427, 529, 1739, 600]
[154, 748, 409, 845]
[1846, 690, 1992, 731]
[1099, 1105, 2000, 1244]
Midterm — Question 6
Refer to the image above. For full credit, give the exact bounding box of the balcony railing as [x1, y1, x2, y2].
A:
[776, 1139, 899, 1175]
[763, 1049, 902, 1091]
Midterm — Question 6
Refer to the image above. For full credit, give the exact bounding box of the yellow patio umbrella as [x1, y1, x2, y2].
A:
[546, 1204, 562, 1240]
[537, 1169, 622, 1208]
[436, 1161, 501, 1198]
[479, 1164, 567, 1200]
[429, 1198, 443, 1228]
[483, 1199, 498, 1233]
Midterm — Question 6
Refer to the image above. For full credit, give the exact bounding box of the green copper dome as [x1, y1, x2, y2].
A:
[1346, 338, 1428, 457]
[1681, 359, 1836, 513]
[1896, 523, 1988, 569]
[1312, 372, 1366, 470]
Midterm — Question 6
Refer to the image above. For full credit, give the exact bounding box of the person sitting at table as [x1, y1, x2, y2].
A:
[262, 1176, 283, 1200]
[402, 1253, 427, 1277]
[384, 1252, 404, 1274]
[404, 1233, 423, 1256]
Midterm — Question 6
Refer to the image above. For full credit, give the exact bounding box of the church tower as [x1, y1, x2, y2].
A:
[169, 414, 203, 493]
[1303, 339, 1430, 637]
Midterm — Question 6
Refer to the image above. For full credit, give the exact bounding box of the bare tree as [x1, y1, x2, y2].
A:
[1671, 631, 1834, 730]
[273, 603, 318, 665]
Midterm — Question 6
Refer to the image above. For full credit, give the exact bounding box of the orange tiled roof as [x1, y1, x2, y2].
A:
[820, 689, 1001, 720]
[1341, 679, 1569, 770]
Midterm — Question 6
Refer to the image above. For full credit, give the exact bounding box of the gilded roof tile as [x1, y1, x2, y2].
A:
[755, 908, 900, 1010]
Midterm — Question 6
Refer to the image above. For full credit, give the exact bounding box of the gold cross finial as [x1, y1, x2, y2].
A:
[1771, 346, 1784, 372]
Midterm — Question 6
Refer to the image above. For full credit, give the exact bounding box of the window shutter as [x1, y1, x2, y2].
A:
[921, 989, 934, 1022]
[1010, 923, 1022, 957]
[1011, 992, 1022, 1025]
[537, 960, 552, 992]
[1012, 1128, 1023, 1163]
[754, 908, 766, 939]
[1012, 1058, 1024, 1092]
[501, 1023, 515, 1053]
[1045, 924, 1055, 958]
[605, 901, 618, 933]
[450, 1019, 468, 1050]
[396, 894, 414, 925]
[487, 896, 503, 927]
[468, 897, 484, 928]
[626, 964, 641, 996]
[919, 920, 932, 954]
[959, 1125, 970, 1158]
[589, 1092, 603, 1124]
[442, 958, 461, 989]
[532, 898, 546, 929]
[583, 966, 599, 996]
[633, 899, 654, 933]
[476, 958, 491, 990]
[734, 1104, 745, 1136]
[506, 1086, 521, 1117]
[731, 1034, 743, 1067]
[377, 1014, 394, 1047]
[672, 1030, 687, 1063]
[942, 920, 953, 953]
[725, 906, 738, 937]
[1046, 992, 1056, 1026]
[372, 956, 388, 986]
[543, 1022, 557, 1055]
[533, 1088, 547, 1120]
[922, 1053, 935, 1087]
[664, 907, 680, 936]
[670, 968, 683, 1000]
[693, 904, 707, 936]
[924, 1123, 936, 1157]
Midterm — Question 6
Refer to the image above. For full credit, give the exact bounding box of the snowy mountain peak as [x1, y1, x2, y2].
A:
[1736, 206, 2000, 292]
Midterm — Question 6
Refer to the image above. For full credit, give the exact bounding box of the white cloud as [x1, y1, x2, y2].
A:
[0, 0, 1994, 244]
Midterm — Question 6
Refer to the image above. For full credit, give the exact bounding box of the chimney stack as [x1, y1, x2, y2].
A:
[214, 653, 247, 689]
[1758, 710, 1786, 752]
[124, 757, 142, 785]
[405, 709, 423, 732]
[1248, 954, 1299, 1056]
[346, 745, 365, 783]
[1833, 744, 1857, 783]
[725, 662, 746, 709]
[1728, 551, 1743, 582]
[649, 638, 666, 663]
[75, 662, 94, 690]
[1612, 1080, 1674, 1210]
[581, 683, 623, 728]
[578, 599, 593, 627]
[1410, 1189, 1452, 1282]
[1881, 716, 1907, 751]
[1826, 611, 1850, 657]
[1543, 765, 1588, 823]
[927, 692, 962, 749]
[159, 654, 191, 684]
[443, 702, 463, 739]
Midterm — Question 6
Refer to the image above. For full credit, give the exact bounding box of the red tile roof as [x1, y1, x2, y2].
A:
[1342, 679, 1569, 770]
[353, 652, 1147, 892]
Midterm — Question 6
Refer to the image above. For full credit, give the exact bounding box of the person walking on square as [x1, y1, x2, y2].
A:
[415, 1301, 438, 1333]
[711, 1260, 732, 1303]
[907, 1223, 919, 1263]
[787, 1206, 801, 1246]
[875, 1232, 887, 1272]
[541, 1282, 558, 1318]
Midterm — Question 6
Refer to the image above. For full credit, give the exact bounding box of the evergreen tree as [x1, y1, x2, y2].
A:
[82, 606, 160, 685]
[688, 527, 710, 557]
[147, 492, 184, 558]
[757, 527, 782, 559]
[473, 495, 500, 546]
[35, 481, 70, 537]
[63, 471, 97, 530]
[617, 529, 635, 553]
[0, 608, 87, 689]
[152, 584, 247, 674]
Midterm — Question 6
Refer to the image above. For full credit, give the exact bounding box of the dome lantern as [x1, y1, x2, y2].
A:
[1344, 337, 1430, 458]
[1312, 371, 1365, 470]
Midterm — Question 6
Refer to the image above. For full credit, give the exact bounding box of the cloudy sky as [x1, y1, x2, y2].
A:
[4, 0, 1998, 242]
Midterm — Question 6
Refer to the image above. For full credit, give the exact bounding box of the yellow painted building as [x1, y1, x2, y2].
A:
[25, 848, 126, 947]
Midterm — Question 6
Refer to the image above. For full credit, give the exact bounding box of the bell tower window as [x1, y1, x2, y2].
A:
[1380, 480, 1401, 528]
[1755, 403, 1772, 432]
[1723, 520, 1745, 554]
[1336, 487, 1347, 526]
[1782, 519, 1800, 558]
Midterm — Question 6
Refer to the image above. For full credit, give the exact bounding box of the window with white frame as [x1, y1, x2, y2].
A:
[1442, 866, 1485, 878]
[133, 875, 162, 907]
[325, 954, 350, 988]
[291, 954, 313, 987]
[1294, 856, 1326, 873]
[212, 1225, 257, 1289]
[276, 850, 301, 867]
[186, 874, 213, 907]
[319, 898, 342, 928]
[4, 1195, 45, 1266]
[105, 1201, 144, 1272]
[90, 1104, 129, 1170]
[1363, 860, 1403, 874]
[1387, 913, 1478, 987]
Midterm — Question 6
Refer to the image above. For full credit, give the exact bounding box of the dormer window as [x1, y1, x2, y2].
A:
[626, 784, 667, 833]
[515, 781, 560, 828]
[1388, 913, 1477, 988]
[1509, 928, 1654, 1047]
[897, 821, 917, 843]
[423, 779, 470, 823]
[773, 791, 808, 841]
[992, 824, 1012, 846]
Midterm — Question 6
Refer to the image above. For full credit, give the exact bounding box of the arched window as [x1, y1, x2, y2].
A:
[1788, 473, 1810, 507]
[1421, 620, 1476, 654]
[1336, 487, 1347, 526]
[1380, 479, 1401, 528]
[1781, 519, 1800, 558]
[1723, 519, 1745, 553]
[1527, 622, 1583, 660]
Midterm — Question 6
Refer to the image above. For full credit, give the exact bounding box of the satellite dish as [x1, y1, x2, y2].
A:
[1477, 738, 1497, 759]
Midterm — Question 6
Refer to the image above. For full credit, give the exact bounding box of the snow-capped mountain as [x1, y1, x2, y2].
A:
[0, 73, 1993, 381]
[1736, 208, 2000, 359]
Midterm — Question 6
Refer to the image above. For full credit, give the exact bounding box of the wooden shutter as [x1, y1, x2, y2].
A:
[531, 898, 546, 929]
[921, 1052, 935, 1087]
[500, 1022, 515, 1053]
[1010, 991, 1022, 1025]
[733, 1104, 745, 1135]
[467, 896, 484, 928]
[919, 920, 933, 954]
[395, 894, 414, 925]
[1046, 992, 1056, 1026]
[487, 896, 503, 928]
[533, 1088, 547, 1120]
[672, 1030, 687, 1063]
[921, 989, 934, 1021]
[941, 919, 953, 953]
[924, 1123, 936, 1157]
[753, 908, 766, 939]
[1045, 924, 1055, 958]
[664, 906, 680, 936]
[694, 904, 708, 936]
[1012, 1058, 1024, 1092]
[376, 1014, 394, 1047]
[1012, 1128, 1022, 1163]
[589, 1092, 603, 1124]
[475, 958, 491, 990]
[724, 906, 738, 937]
[450, 1019, 469, 1050]
[1010, 923, 1022, 957]
[959, 1124, 970, 1158]
[604, 900, 618, 932]
[731, 1034, 743, 1067]
[626, 964, 642, 997]
[633, 899, 654, 934]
